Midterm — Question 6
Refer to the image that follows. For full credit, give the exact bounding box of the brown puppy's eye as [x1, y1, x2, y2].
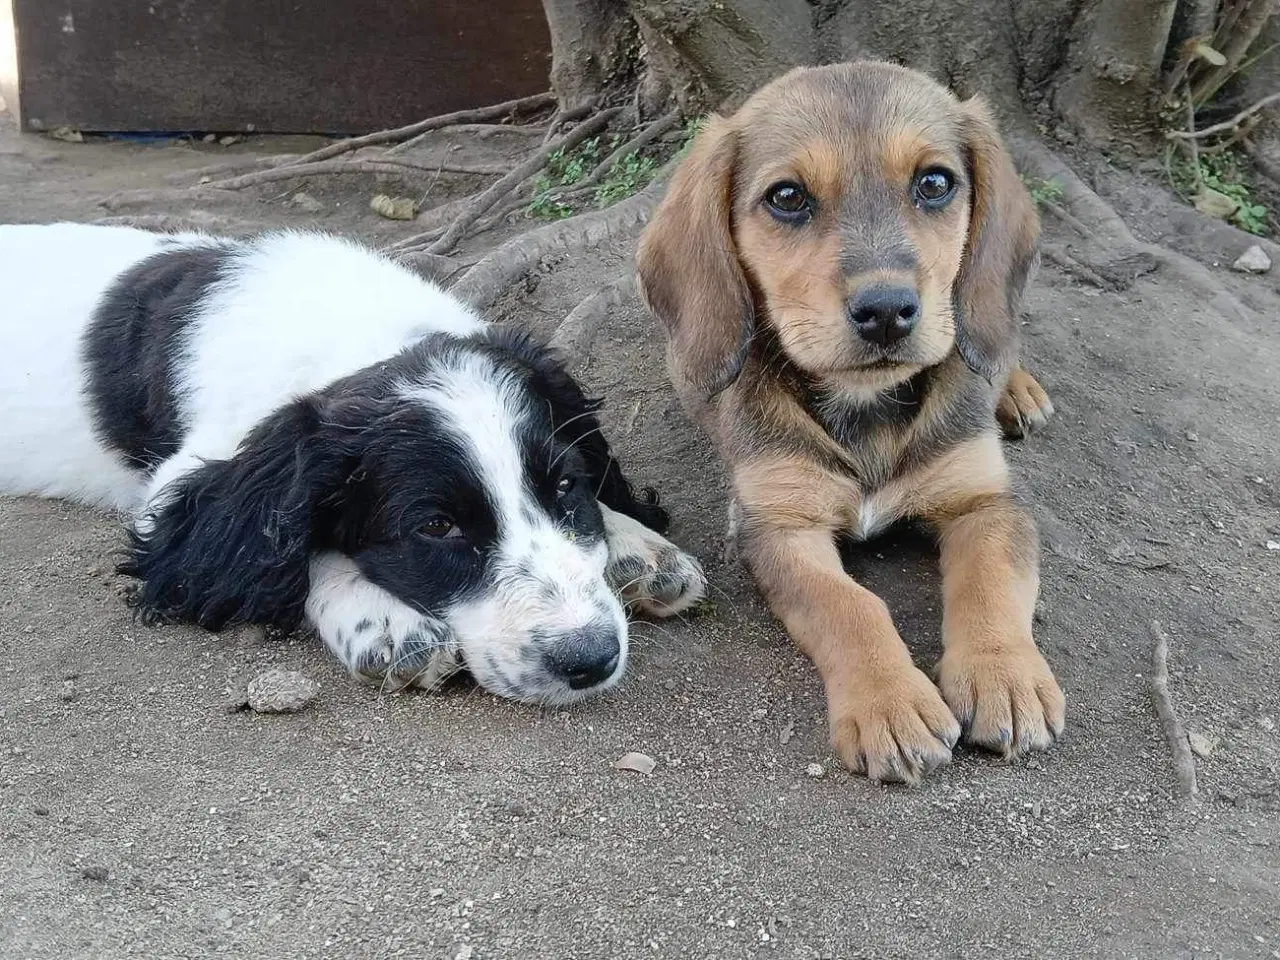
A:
[912, 169, 956, 209]
[417, 516, 463, 540]
[763, 181, 813, 222]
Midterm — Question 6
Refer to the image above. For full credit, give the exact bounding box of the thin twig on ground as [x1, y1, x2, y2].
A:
[425, 107, 623, 255]
[1183, 83, 1204, 191]
[1149, 620, 1199, 800]
[1167, 90, 1280, 141]
[206, 158, 510, 191]
[1040, 199, 1092, 238]
[1040, 244, 1114, 289]
[283, 92, 555, 167]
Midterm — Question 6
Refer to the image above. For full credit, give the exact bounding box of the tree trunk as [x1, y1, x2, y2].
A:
[1055, 0, 1180, 145]
[542, 0, 639, 112]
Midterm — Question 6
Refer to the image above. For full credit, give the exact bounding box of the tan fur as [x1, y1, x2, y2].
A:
[637, 61, 1066, 783]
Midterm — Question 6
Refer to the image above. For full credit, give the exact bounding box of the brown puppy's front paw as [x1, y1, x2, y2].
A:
[828, 666, 961, 785]
[936, 643, 1065, 757]
[997, 367, 1054, 439]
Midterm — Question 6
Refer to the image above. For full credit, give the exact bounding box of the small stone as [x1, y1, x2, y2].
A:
[202, 133, 217, 143]
[79, 865, 109, 881]
[1231, 244, 1271, 274]
[370, 193, 417, 220]
[49, 126, 84, 143]
[290, 191, 324, 213]
[614, 751, 657, 775]
[1031, 800, 1043, 819]
[1194, 186, 1238, 220]
[59, 680, 77, 702]
[1188, 729, 1219, 759]
[218, 134, 243, 146]
[1185, 431, 1199, 442]
[805, 762, 825, 779]
[1266, 540, 1280, 551]
[779, 720, 795, 745]
[246, 669, 320, 714]
[33, 805, 50, 816]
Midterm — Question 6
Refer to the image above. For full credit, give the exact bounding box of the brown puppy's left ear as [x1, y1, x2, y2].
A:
[954, 97, 1040, 383]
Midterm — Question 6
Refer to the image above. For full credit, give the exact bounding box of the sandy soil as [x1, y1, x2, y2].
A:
[1, 107, 1278, 960]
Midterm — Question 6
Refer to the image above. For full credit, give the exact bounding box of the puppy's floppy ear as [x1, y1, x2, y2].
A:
[121, 398, 350, 631]
[953, 97, 1040, 383]
[486, 328, 669, 534]
[636, 115, 753, 398]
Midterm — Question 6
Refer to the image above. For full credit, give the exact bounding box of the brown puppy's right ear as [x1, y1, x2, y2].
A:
[636, 116, 753, 397]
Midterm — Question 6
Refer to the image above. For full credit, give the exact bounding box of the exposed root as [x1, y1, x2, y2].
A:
[550, 274, 638, 356]
[1040, 244, 1115, 289]
[394, 250, 468, 286]
[1148, 621, 1199, 800]
[282, 92, 555, 167]
[422, 107, 623, 256]
[579, 109, 681, 190]
[1013, 135, 1253, 323]
[205, 157, 513, 191]
[449, 162, 674, 312]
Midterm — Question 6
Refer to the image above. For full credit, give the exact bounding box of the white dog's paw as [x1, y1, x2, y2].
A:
[600, 506, 707, 617]
[306, 553, 459, 691]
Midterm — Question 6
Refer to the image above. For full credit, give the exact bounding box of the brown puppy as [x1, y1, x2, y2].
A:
[636, 61, 1065, 784]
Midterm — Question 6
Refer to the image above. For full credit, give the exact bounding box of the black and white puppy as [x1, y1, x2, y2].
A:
[0, 223, 706, 704]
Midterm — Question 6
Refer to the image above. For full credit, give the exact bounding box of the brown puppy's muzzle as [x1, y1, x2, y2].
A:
[846, 283, 920, 346]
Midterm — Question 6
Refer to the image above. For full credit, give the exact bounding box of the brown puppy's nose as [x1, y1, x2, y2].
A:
[847, 285, 919, 345]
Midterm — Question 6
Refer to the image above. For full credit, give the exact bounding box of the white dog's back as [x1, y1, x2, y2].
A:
[0, 223, 485, 511]
[0, 224, 173, 508]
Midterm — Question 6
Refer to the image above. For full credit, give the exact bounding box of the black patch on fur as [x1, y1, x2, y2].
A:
[810, 368, 932, 446]
[82, 243, 235, 468]
[470, 326, 671, 534]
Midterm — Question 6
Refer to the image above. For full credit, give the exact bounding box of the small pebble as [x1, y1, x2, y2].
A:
[59, 680, 77, 702]
[1185, 431, 1199, 442]
[1231, 244, 1271, 274]
[246, 669, 320, 714]
[805, 762, 825, 779]
[79, 865, 109, 881]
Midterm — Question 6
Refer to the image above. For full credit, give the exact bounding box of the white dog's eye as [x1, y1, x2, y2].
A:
[556, 476, 576, 498]
[417, 516, 463, 540]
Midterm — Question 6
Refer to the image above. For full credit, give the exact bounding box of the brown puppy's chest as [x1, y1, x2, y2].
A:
[788, 360, 995, 539]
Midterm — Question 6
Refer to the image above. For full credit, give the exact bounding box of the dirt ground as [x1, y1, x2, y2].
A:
[1, 104, 1278, 960]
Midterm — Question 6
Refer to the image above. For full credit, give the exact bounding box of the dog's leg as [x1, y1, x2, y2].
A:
[305, 552, 461, 691]
[600, 504, 706, 617]
[922, 435, 1065, 755]
[741, 519, 960, 783]
[997, 366, 1054, 439]
[734, 453, 960, 783]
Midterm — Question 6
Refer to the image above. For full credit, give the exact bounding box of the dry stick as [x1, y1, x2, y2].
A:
[282, 91, 555, 167]
[1167, 90, 1280, 141]
[426, 107, 622, 255]
[206, 158, 509, 191]
[1040, 244, 1114, 289]
[1149, 620, 1199, 799]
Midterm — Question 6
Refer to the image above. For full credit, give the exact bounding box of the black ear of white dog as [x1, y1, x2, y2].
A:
[119, 397, 343, 631]
[478, 327, 670, 535]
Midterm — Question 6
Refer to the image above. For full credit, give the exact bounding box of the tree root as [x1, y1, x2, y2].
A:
[1148, 620, 1199, 800]
[421, 107, 623, 256]
[205, 158, 513, 191]
[580, 109, 680, 189]
[282, 92, 555, 167]
[550, 273, 638, 356]
[1013, 135, 1253, 323]
[449, 163, 674, 312]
